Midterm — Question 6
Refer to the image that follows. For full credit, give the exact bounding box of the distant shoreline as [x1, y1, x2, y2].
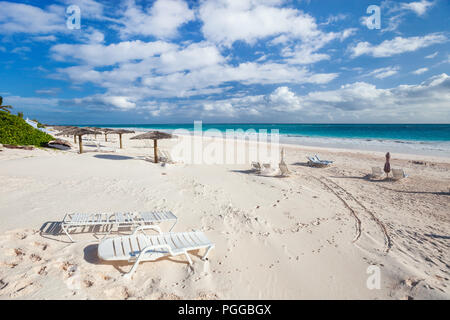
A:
[64, 123, 450, 158]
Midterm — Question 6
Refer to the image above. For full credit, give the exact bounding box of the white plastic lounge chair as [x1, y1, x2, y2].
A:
[157, 149, 168, 162]
[162, 150, 174, 163]
[97, 225, 214, 278]
[371, 167, 383, 178]
[93, 140, 116, 153]
[61, 211, 177, 242]
[314, 154, 333, 164]
[279, 162, 290, 176]
[392, 168, 408, 180]
[251, 161, 262, 172]
[307, 156, 327, 167]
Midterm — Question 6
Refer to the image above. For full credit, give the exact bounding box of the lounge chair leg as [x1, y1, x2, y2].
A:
[169, 219, 177, 232]
[62, 225, 75, 242]
[202, 246, 213, 261]
[184, 251, 193, 266]
[124, 253, 146, 279]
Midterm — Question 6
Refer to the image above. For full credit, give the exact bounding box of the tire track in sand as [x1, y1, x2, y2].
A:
[312, 175, 392, 254]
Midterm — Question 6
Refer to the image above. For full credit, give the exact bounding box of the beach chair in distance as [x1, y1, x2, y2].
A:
[392, 168, 408, 180]
[307, 156, 326, 167]
[314, 154, 333, 165]
[97, 225, 214, 278]
[371, 167, 383, 179]
[157, 149, 168, 162]
[307, 155, 332, 167]
[162, 149, 175, 163]
[61, 211, 177, 242]
[251, 161, 262, 173]
[279, 162, 291, 176]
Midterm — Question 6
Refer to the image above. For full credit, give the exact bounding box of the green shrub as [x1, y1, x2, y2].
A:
[0, 112, 54, 147]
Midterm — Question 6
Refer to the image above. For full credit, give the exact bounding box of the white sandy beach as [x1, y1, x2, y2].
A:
[0, 133, 449, 300]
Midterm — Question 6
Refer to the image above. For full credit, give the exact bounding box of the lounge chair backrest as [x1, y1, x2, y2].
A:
[251, 161, 261, 171]
[263, 163, 271, 169]
[372, 167, 382, 177]
[164, 150, 174, 162]
[279, 162, 290, 176]
[315, 154, 333, 164]
[392, 168, 407, 180]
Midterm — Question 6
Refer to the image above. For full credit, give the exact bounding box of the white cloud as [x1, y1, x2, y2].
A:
[11, 46, 31, 54]
[401, 0, 434, 16]
[33, 35, 58, 42]
[51, 40, 176, 66]
[350, 33, 447, 58]
[282, 29, 356, 65]
[366, 66, 400, 79]
[35, 88, 62, 95]
[269, 86, 302, 111]
[59, 0, 105, 19]
[199, 0, 322, 45]
[198, 0, 355, 66]
[425, 51, 438, 59]
[0, 1, 65, 34]
[412, 67, 428, 74]
[52, 35, 338, 99]
[117, 0, 195, 39]
[71, 95, 136, 110]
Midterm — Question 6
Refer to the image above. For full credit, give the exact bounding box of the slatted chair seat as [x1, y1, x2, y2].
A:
[98, 226, 214, 278]
[61, 211, 178, 242]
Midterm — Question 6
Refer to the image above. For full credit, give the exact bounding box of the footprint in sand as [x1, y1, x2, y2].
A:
[33, 242, 48, 251]
[196, 291, 219, 300]
[105, 286, 131, 299]
[30, 254, 42, 262]
[0, 279, 8, 290]
[37, 266, 47, 276]
[10, 279, 35, 298]
[83, 279, 94, 288]
[14, 248, 25, 257]
[61, 261, 77, 278]
[15, 232, 27, 240]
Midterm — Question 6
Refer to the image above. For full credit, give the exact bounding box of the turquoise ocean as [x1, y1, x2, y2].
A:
[77, 123, 450, 157]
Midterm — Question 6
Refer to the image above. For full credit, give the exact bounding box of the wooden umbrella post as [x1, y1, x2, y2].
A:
[73, 135, 76, 143]
[78, 135, 83, 154]
[104, 133, 108, 142]
[154, 139, 158, 163]
[119, 134, 123, 149]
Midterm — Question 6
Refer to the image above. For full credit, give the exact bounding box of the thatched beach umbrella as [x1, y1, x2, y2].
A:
[84, 127, 102, 139]
[58, 128, 101, 154]
[100, 128, 115, 142]
[110, 129, 135, 149]
[56, 126, 79, 143]
[130, 131, 174, 163]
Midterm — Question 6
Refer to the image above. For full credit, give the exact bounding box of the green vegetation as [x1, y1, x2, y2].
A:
[0, 111, 54, 147]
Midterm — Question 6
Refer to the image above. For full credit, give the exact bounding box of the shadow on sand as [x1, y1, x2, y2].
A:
[230, 169, 289, 178]
[94, 154, 134, 160]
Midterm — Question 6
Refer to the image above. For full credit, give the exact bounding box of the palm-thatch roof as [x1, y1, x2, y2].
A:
[56, 128, 101, 136]
[112, 129, 135, 134]
[131, 131, 174, 163]
[130, 131, 173, 140]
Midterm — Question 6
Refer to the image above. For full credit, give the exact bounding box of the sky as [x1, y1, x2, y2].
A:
[0, 0, 449, 124]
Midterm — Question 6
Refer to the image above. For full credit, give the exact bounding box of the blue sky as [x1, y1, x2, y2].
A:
[0, 0, 449, 124]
